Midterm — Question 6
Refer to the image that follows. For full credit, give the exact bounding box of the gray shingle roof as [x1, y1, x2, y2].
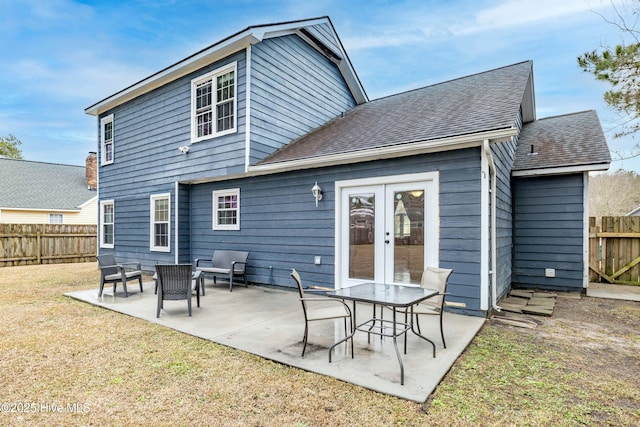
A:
[255, 61, 533, 165]
[0, 158, 96, 210]
[513, 110, 611, 172]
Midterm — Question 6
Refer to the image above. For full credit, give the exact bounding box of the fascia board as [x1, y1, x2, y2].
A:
[85, 33, 259, 116]
[512, 162, 610, 177]
[85, 17, 355, 116]
[0, 207, 82, 213]
[78, 195, 98, 208]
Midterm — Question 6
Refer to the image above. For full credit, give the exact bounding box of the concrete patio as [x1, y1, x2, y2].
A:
[66, 279, 485, 402]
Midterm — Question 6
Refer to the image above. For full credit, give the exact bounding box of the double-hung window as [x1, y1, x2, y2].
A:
[213, 188, 240, 230]
[49, 213, 63, 224]
[191, 62, 236, 142]
[100, 114, 114, 165]
[150, 193, 170, 252]
[100, 200, 114, 248]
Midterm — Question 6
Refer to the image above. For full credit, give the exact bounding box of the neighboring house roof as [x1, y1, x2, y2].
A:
[512, 110, 611, 176]
[250, 61, 535, 172]
[0, 158, 96, 211]
[85, 16, 367, 116]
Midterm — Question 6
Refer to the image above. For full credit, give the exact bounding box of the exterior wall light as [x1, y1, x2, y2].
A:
[179, 145, 190, 154]
[311, 182, 323, 207]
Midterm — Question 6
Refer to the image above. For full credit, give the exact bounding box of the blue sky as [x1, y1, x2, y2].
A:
[1, 0, 638, 172]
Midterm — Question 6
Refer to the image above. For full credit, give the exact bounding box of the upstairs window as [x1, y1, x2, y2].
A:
[150, 193, 170, 252]
[191, 62, 236, 142]
[212, 188, 240, 230]
[100, 114, 114, 165]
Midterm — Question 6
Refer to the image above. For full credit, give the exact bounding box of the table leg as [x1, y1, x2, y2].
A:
[391, 307, 405, 385]
[367, 303, 376, 343]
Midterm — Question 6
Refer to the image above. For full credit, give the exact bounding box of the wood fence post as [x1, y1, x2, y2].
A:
[37, 230, 41, 264]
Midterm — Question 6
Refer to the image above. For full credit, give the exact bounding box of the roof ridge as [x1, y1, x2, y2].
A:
[533, 110, 597, 121]
[369, 60, 532, 103]
[0, 157, 84, 168]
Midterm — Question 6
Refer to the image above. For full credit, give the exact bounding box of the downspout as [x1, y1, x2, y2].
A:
[483, 139, 501, 312]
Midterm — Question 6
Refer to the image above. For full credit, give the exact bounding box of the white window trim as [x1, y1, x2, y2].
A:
[100, 200, 114, 249]
[100, 114, 114, 166]
[150, 193, 171, 252]
[49, 213, 64, 224]
[190, 62, 237, 142]
[213, 188, 240, 231]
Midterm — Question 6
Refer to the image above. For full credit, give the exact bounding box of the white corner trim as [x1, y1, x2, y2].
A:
[245, 45, 252, 173]
[582, 172, 589, 288]
[175, 181, 179, 264]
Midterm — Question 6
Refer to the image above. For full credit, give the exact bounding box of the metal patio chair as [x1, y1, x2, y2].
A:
[155, 264, 200, 318]
[291, 268, 353, 357]
[97, 254, 143, 297]
[410, 266, 456, 348]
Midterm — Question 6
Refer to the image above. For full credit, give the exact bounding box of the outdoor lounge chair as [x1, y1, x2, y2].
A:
[195, 250, 248, 292]
[409, 266, 460, 348]
[290, 268, 353, 357]
[97, 254, 143, 297]
[155, 264, 200, 317]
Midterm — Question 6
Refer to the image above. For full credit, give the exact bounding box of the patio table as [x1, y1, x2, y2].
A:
[325, 282, 438, 385]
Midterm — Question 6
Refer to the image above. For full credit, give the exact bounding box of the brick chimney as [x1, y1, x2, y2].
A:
[86, 152, 97, 190]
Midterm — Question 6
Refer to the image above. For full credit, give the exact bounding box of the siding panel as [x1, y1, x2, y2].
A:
[250, 35, 356, 162]
[512, 174, 584, 291]
[190, 149, 486, 315]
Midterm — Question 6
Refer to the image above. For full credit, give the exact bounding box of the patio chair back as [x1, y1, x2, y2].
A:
[290, 268, 352, 357]
[97, 254, 118, 276]
[156, 264, 194, 317]
[415, 266, 453, 348]
[212, 250, 249, 274]
[421, 266, 453, 296]
[96, 254, 143, 297]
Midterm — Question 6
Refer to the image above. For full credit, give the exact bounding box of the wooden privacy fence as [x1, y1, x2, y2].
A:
[589, 216, 640, 286]
[0, 224, 97, 267]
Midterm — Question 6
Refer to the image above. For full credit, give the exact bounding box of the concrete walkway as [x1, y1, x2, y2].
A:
[587, 282, 640, 302]
[67, 280, 484, 402]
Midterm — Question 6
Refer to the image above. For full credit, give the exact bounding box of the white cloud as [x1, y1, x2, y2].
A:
[452, 0, 612, 36]
[342, 0, 618, 50]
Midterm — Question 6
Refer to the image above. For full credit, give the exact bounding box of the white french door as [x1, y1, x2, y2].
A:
[337, 173, 439, 288]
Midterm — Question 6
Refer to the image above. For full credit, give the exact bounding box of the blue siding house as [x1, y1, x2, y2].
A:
[85, 17, 610, 316]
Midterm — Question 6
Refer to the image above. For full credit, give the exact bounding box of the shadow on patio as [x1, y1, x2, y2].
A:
[67, 279, 484, 402]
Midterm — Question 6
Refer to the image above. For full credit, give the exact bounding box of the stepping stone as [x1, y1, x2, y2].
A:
[522, 305, 554, 316]
[510, 289, 534, 298]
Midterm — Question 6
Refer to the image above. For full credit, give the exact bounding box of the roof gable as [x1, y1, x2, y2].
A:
[85, 17, 366, 116]
[0, 158, 95, 211]
[253, 61, 533, 169]
[512, 110, 611, 176]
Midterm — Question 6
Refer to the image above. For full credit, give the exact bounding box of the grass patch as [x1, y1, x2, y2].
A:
[0, 263, 638, 426]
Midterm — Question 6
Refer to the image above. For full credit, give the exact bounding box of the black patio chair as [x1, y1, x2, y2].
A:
[155, 264, 200, 318]
[291, 268, 352, 357]
[97, 254, 143, 297]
